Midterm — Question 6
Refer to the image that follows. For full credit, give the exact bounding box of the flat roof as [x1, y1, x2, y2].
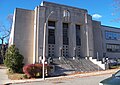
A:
[41, 1, 88, 12]
[102, 25, 120, 29]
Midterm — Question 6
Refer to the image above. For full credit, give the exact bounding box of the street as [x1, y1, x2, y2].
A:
[12, 73, 112, 85]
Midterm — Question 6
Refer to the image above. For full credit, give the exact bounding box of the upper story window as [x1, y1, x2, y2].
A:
[48, 21, 55, 44]
[105, 31, 120, 40]
[48, 21, 55, 29]
[63, 10, 70, 17]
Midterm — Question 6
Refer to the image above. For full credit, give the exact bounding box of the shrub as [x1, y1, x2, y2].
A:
[23, 64, 50, 78]
[4, 45, 24, 73]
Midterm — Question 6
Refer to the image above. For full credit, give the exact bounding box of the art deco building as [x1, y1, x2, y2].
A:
[9, 1, 120, 67]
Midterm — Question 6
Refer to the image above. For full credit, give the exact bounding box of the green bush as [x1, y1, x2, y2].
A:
[4, 45, 24, 73]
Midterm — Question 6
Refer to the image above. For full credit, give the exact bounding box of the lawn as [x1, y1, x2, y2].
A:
[7, 73, 28, 80]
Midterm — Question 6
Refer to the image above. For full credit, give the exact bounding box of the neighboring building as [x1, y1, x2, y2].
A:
[9, 1, 120, 65]
[93, 21, 120, 60]
[102, 26, 120, 59]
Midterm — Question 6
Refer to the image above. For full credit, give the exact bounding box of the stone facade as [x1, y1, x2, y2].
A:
[9, 1, 120, 64]
[9, 8, 34, 64]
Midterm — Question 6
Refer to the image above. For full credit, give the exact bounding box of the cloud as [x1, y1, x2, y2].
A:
[92, 14, 102, 19]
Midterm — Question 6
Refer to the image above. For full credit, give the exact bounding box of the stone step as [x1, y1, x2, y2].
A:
[52, 58, 103, 75]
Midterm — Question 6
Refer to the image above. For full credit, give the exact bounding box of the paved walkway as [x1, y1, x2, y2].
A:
[12, 73, 111, 85]
[0, 66, 11, 84]
[0, 66, 119, 85]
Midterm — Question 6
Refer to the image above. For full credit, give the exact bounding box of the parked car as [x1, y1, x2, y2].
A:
[109, 58, 118, 65]
[99, 70, 120, 85]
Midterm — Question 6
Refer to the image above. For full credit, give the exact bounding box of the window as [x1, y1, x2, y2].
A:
[63, 10, 70, 17]
[106, 44, 120, 52]
[63, 45, 69, 57]
[76, 25, 81, 46]
[48, 21, 55, 27]
[48, 21, 55, 57]
[48, 44, 55, 57]
[105, 31, 120, 40]
[63, 23, 69, 45]
[48, 21, 55, 44]
[114, 71, 120, 77]
[76, 46, 80, 57]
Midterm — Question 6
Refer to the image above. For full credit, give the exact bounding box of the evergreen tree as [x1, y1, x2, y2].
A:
[4, 45, 24, 73]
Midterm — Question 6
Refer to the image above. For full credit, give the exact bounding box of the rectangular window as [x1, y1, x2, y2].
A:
[106, 43, 120, 52]
[48, 21, 55, 27]
[105, 31, 120, 40]
[48, 21, 55, 44]
[63, 23, 69, 45]
[48, 44, 55, 57]
[76, 25, 81, 46]
[63, 45, 69, 57]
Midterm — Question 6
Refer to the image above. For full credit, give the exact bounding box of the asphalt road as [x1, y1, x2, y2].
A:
[12, 74, 112, 85]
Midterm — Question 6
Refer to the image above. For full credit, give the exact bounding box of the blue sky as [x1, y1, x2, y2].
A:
[0, 0, 120, 29]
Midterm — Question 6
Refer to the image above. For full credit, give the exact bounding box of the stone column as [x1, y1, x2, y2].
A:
[80, 24, 87, 58]
[87, 16, 94, 58]
[68, 23, 76, 57]
[55, 20, 63, 58]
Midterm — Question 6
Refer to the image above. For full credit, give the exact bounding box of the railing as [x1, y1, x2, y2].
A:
[62, 57, 76, 71]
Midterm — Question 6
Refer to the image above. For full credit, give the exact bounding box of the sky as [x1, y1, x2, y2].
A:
[1, 0, 120, 28]
[0, 0, 120, 39]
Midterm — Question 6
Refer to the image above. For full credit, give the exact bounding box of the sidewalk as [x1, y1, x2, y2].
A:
[0, 66, 120, 85]
[0, 66, 11, 85]
[2, 68, 119, 85]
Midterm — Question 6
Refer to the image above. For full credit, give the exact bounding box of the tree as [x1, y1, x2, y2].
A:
[0, 14, 13, 44]
[0, 24, 10, 44]
[0, 14, 13, 63]
[0, 44, 8, 64]
[4, 45, 24, 73]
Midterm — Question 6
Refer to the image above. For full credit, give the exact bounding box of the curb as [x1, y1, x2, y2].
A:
[4, 69, 119, 85]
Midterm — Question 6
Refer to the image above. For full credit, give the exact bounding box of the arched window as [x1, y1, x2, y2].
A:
[63, 10, 70, 17]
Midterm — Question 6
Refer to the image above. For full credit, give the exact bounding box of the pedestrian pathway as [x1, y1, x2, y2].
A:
[0, 65, 119, 85]
[0, 66, 11, 84]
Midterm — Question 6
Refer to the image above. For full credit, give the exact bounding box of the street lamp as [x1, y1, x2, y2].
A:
[42, 11, 54, 80]
[85, 13, 89, 59]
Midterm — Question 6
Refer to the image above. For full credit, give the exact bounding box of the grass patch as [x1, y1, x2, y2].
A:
[7, 73, 28, 80]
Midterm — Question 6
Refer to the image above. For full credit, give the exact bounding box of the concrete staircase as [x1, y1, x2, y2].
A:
[52, 57, 103, 75]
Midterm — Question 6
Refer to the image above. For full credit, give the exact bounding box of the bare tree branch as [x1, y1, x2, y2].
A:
[7, 14, 13, 26]
[0, 14, 13, 44]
